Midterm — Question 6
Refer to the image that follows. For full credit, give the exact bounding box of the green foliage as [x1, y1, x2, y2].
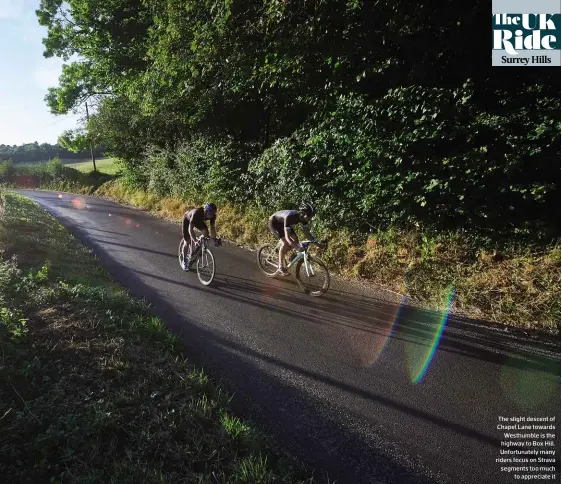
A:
[58, 129, 90, 153]
[0, 191, 318, 484]
[37, 0, 151, 113]
[36, 0, 560, 247]
[0, 257, 29, 340]
[46, 157, 64, 178]
[247, 86, 559, 243]
[44, 62, 107, 114]
[124, 135, 249, 204]
[0, 159, 15, 178]
[87, 96, 149, 163]
[0, 307, 27, 339]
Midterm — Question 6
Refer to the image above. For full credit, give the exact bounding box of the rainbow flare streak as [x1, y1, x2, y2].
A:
[371, 294, 407, 363]
[409, 286, 455, 384]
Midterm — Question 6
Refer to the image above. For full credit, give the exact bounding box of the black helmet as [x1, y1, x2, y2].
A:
[298, 202, 316, 218]
[204, 203, 217, 214]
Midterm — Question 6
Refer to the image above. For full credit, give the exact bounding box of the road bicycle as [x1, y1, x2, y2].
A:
[257, 239, 330, 296]
[178, 236, 221, 286]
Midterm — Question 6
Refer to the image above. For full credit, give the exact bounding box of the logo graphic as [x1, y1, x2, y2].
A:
[492, 0, 561, 66]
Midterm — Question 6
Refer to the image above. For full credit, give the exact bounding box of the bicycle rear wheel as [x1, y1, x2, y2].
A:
[257, 243, 279, 277]
[196, 247, 215, 286]
[295, 256, 330, 296]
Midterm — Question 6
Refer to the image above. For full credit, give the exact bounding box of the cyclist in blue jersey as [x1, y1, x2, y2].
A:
[268, 202, 317, 276]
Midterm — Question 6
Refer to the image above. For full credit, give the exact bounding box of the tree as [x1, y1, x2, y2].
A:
[58, 129, 88, 152]
[34, 0, 560, 242]
[57, 100, 101, 171]
[36, 0, 151, 110]
[0, 142, 99, 163]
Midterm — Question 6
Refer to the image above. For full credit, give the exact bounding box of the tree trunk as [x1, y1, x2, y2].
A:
[85, 102, 96, 172]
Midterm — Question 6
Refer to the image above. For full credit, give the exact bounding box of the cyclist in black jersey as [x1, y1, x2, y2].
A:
[268, 202, 317, 276]
[181, 203, 219, 271]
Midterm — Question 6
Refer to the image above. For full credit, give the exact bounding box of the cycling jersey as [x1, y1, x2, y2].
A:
[182, 207, 215, 240]
[268, 210, 309, 239]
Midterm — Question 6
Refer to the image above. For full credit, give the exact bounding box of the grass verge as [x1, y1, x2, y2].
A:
[96, 179, 561, 331]
[0, 190, 320, 484]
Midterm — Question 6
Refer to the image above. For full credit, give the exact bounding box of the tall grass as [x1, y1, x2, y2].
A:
[98, 179, 561, 330]
[0, 190, 320, 483]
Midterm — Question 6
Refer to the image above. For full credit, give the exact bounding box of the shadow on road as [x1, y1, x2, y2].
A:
[111, 267, 448, 484]
[131, 267, 561, 380]
[21, 190, 560, 484]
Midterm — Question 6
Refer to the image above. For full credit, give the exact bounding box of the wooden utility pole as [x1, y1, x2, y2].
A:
[85, 101, 96, 172]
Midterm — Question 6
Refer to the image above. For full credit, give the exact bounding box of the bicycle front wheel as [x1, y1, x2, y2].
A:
[257, 244, 279, 278]
[295, 256, 330, 296]
[178, 239, 186, 269]
[196, 247, 216, 286]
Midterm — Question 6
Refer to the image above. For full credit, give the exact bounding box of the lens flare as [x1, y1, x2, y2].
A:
[407, 286, 454, 384]
[71, 198, 86, 209]
[370, 294, 406, 364]
[108, 214, 112, 217]
[125, 219, 132, 226]
[57, 194, 63, 199]
[136, 224, 140, 228]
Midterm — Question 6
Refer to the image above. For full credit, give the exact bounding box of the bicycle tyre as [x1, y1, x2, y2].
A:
[178, 239, 187, 269]
[257, 243, 279, 277]
[295, 256, 330, 296]
[196, 247, 215, 286]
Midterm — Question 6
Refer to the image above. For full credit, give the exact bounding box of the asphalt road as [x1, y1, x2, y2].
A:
[17, 190, 561, 484]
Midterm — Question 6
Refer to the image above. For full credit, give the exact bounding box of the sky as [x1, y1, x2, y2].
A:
[0, 0, 82, 146]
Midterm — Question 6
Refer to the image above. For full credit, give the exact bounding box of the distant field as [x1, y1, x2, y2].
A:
[13, 157, 120, 175]
[65, 157, 120, 174]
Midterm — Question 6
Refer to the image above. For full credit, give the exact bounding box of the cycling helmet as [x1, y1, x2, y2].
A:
[204, 202, 217, 214]
[298, 202, 316, 218]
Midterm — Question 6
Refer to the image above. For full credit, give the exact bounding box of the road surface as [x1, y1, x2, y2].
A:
[17, 190, 561, 484]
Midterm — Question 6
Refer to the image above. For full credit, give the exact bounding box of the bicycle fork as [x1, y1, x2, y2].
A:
[303, 253, 316, 278]
[200, 247, 210, 267]
[286, 251, 315, 277]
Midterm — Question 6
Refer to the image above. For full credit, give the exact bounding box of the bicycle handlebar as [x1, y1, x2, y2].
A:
[196, 236, 222, 246]
[301, 239, 328, 249]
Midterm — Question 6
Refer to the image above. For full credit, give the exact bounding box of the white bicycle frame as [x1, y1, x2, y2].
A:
[194, 235, 209, 258]
[277, 239, 316, 277]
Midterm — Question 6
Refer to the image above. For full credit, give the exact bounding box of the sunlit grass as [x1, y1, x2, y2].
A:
[0, 190, 318, 484]
[64, 157, 121, 175]
[97, 179, 561, 330]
